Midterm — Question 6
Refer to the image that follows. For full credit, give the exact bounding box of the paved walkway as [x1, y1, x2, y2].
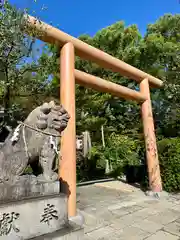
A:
[77, 181, 180, 240]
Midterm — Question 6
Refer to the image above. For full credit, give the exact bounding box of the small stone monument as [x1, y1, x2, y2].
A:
[0, 101, 83, 239]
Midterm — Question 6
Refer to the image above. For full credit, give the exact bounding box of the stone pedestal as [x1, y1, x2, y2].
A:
[31, 221, 84, 240]
[0, 181, 84, 239]
[0, 178, 61, 204]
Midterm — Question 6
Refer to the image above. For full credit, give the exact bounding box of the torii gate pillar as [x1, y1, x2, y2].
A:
[140, 78, 162, 192]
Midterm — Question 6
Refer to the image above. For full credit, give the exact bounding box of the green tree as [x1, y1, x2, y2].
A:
[142, 14, 180, 137]
[0, 2, 51, 129]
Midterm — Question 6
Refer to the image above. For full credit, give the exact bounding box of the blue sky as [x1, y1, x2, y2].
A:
[9, 0, 180, 63]
[10, 0, 180, 37]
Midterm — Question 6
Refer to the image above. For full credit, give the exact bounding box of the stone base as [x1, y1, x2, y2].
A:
[145, 190, 169, 199]
[30, 221, 84, 240]
[0, 179, 60, 204]
[0, 194, 68, 239]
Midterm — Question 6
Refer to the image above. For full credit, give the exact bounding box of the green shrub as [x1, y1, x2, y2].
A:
[76, 132, 180, 192]
[106, 133, 141, 165]
[76, 145, 107, 182]
[77, 134, 143, 181]
[96, 134, 143, 178]
[158, 137, 180, 192]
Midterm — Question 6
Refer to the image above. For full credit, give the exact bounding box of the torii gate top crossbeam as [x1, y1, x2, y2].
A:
[25, 15, 163, 88]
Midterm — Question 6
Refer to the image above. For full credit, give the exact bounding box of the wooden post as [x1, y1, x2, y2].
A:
[140, 78, 162, 192]
[59, 42, 76, 217]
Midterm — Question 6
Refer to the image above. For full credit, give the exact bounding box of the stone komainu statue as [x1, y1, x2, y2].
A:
[0, 101, 70, 184]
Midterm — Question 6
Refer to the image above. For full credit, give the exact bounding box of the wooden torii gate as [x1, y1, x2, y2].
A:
[25, 16, 163, 218]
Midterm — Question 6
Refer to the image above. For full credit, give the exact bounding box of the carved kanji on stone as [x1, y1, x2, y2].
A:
[0, 212, 20, 236]
[40, 204, 58, 225]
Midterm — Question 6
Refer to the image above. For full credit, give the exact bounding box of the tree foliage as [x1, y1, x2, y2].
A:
[0, 2, 52, 129]
[1, 2, 180, 191]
